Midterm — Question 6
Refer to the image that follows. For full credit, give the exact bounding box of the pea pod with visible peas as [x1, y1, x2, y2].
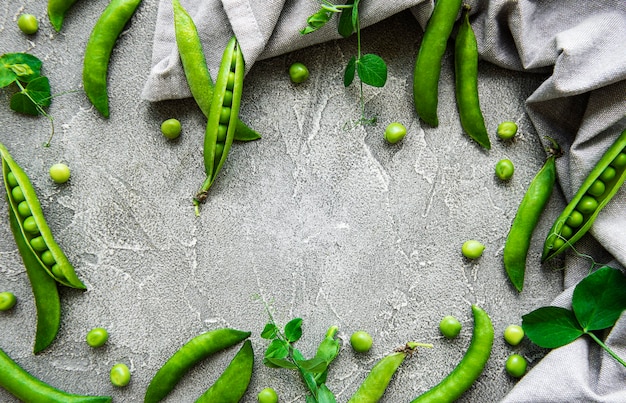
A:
[411, 304, 493, 403]
[48, 0, 81, 32]
[193, 37, 245, 215]
[144, 328, 251, 403]
[413, 0, 463, 127]
[542, 128, 626, 261]
[83, 0, 142, 118]
[196, 340, 254, 402]
[454, 5, 490, 150]
[504, 138, 561, 292]
[0, 346, 112, 402]
[171, 0, 260, 142]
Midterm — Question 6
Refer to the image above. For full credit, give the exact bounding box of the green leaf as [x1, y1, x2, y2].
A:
[285, 318, 303, 342]
[315, 337, 340, 363]
[522, 306, 583, 349]
[0, 53, 42, 85]
[263, 357, 298, 369]
[351, 0, 360, 32]
[357, 54, 387, 88]
[264, 339, 289, 360]
[573, 266, 626, 331]
[298, 357, 329, 374]
[317, 384, 337, 403]
[337, 0, 356, 38]
[10, 76, 51, 116]
[10, 92, 39, 115]
[261, 323, 279, 339]
[300, 9, 333, 35]
[344, 56, 356, 87]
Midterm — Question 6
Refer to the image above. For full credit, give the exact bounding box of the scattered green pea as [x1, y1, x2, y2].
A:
[565, 210, 584, 227]
[495, 159, 514, 180]
[505, 354, 527, 378]
[462, 240, 485, 259]
[384, 122, 407, 144]
[599, 166, 617, 182]
[86, 327, 109, 348]
[587, 179, 606, 197]
[257, 387, 278, 403]
[49, 163, 71, 184]
[161, 118, 182, 140]
[18, 14, 39, 35]
[439, 315, 462, 339]
[110, 363, 131, 387]
[289, 62, 309, 84]
[22, 216, 39, 234]
[350, 330, 373, 353]
[0, 292, 17, 311]
[17, 201, 31, 217]
[503, 325, 524, 346]
[576, 195, 599, 215]
[496, 121, 518, 140]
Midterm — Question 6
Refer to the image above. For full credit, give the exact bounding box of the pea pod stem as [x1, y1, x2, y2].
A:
[0, 347, 112, 402]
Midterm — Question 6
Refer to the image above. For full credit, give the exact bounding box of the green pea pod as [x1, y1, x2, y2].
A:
[48, 0, 81, 32]
[1, 142, 86, 289]
[542, 128, 626, 261]
[83, 0, 142, 118]
[171, 0, 260, 142]
[348, 350, 407, 403]
[144, 328, 251, 403]
[413, 0, 463, 127]
[0, 347, 112, 402]
[504, 141, 560, 292]
[454, 6, 490, 150]
[195, 340, 254, 402]
[411, 305, 493, 403]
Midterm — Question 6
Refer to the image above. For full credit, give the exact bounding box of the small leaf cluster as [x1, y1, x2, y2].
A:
[262, 318, 341, 403]
[522, 266, 626, 367]
[0, 53, 51, 116]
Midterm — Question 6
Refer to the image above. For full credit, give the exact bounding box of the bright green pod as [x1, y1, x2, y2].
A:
[348, 351, 407, 403]
[195, 340, 254, 402]
[48, 0, 81, 32]
[1, 142, 86, 289]
[542, 128, 626, 261]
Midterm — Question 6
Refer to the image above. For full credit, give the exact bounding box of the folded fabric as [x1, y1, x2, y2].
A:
[142, 0, 626, 401]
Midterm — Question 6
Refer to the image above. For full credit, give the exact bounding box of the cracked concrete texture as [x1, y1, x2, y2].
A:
[1, 0, 566, 402]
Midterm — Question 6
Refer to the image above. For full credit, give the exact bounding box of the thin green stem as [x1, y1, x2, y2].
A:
[14, 80, 55, 147]
[587, 331, 626, 368]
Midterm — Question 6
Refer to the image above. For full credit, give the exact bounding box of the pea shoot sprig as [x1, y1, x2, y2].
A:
[301, 0, 388, 126]
[522, 266, 626, 368]
[0, 53, 55, 146]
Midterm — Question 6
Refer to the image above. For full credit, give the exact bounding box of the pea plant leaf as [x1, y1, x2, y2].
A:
[300, 9, 333, 35]
[285, 317, 303, 342]
[357, 54, 388, 88]
[264, 357, 299, 369]
[261, 322, 279, 339]
[337, 0, 356, 37]
[572, 266, 626, 331]
[0, 53, 43, 86]
[344, 56, 356, 87]
[264, 339, 289, 360]
[10, 76, 51, 116]
[317, 384, 337, 403]
[522, 306, 583, 348]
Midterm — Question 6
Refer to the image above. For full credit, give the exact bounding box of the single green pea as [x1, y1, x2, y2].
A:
[217, 125, 228, 142]
[214, 143, 225, 162]
[51, 264, 65, 279]
[227, 72, 236, 90]
[219, 107, 231, 124]
[560, 224, 573, 239]
[566, 210, 584, 227]
[384, 122, 407, 144]
[576, 195, 599, 215]
[30, 236, 48, 252]
[462, 240, 485, 259]
[551, 237, 565, 251]
[495, 159, 515, 180]
[289, 62, 309, 84]
[86, 327, 109, 348]
[587, 179, 606, 197]
[23, 216, 39, 234]
[6, 171, 18, 188]
[11, 186, 25, 203]
[161, 118, 182, 140]
[49, 163, 71, 184]
[0, 292, 17, 311]
[505, 354, 527, 378]
[610, 152, 626, 169]
[257, 387, 279, 403]
[41, 250, 56, 266]
[599, 166, 617, 182]
[350, 330, 373, 353]
[18, 14, 39, 35]
[223, 90, 233, 107]
[503, 325, 524, 346]
[17, 201, 31, 217]
[439, 315, 462, 339]
[496, 121, 518, 140]
[110, 363, 131, 387]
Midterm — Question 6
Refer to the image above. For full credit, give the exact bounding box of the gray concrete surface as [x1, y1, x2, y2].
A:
[1, 1, 567, 401]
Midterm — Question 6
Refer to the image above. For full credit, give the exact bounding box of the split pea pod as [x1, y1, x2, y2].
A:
[172, 0, 260, 142]
[411, 305, 493, 403]
[196, 340, 254, 402]
[144, 328, 251, 403]
[0, 346, 112, 402]
[413, 0, 463, 127]
[454, 5, 490, 150]
[542, 128, 626, 261]
[83, 0, 142, 118]
[504, 139, 561, 292]
[48, 0, 81, 32]
[1, 142, 85, 290]
[193, 37, 244, 215]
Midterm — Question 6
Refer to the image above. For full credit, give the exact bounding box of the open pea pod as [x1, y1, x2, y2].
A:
[542, 128, 626, 261]
[1, 142, 86, 289]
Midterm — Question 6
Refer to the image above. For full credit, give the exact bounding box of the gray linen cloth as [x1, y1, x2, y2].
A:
[142, 0, 626, 401]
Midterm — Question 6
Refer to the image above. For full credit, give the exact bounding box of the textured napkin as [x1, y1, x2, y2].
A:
[142, 0, 626, 401]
